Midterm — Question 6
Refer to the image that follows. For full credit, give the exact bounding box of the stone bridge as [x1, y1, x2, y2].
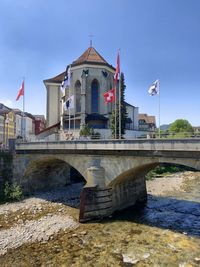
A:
[13, 139, 200, 222]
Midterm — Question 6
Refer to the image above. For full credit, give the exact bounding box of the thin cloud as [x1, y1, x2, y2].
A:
[0, 98, 14, 108]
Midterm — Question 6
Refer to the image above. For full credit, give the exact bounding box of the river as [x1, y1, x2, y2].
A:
[0, 171, 200, 266]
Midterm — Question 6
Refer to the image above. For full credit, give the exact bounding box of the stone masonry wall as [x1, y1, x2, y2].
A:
[112, 176, 147, 212]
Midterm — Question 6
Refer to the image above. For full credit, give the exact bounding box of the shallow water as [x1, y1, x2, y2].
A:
[0, 174, 200, 267]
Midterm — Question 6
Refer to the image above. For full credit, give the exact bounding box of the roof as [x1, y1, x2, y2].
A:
[0, 103, 11, 114]
[36, 122, 60, 136]
[72, 47, 108, 66]
[44, 71, 65, 84]
[34, 115, 46, 120]
[44, 46, 115, 84]
[124, 101, 136, 108]
[139, 113, 156, 124]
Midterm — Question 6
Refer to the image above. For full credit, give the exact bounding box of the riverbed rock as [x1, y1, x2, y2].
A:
[122, 253, 140, 264]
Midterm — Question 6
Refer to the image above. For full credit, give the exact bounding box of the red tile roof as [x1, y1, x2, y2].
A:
[44, 47, 115, 83]
[72, 47, 108, 65]
[44, 71, 65, 83]
[139, 113, 156, 124]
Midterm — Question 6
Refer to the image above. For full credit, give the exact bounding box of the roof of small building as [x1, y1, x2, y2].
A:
[139, 113, 156, 124]
[33, 115, 46, 120]
[44, 46, 115, 84]
[124, 101, 137, 108]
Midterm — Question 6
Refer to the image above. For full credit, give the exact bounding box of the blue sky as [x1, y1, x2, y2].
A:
[0, 0, 200, 126]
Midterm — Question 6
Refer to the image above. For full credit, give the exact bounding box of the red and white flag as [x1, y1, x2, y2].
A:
[103, 88, 115, 103]
[114, 51, 120, 85]
[16, 81, 24, 101]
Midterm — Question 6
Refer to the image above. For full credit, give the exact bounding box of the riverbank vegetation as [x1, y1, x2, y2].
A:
[146, 164, 195, 180]
[0, 182, 23, 204]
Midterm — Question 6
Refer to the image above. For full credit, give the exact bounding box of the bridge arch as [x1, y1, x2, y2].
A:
[105, 157, 199, 213]
[15, 155, 87, 193]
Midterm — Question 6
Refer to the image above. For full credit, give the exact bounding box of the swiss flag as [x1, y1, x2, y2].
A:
[114, 51, 120, 85]
[16, 81, 24, 101]
[103, 88, 115, 103]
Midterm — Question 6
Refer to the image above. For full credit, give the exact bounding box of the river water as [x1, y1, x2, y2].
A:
[0, 172, 200, 267]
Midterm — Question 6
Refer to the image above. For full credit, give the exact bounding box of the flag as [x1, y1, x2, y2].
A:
[61, 66, 71, 92]
[114, 51, 120, 85]
[103, 88, 115, 103]
[148, 79, 159, 96]
[63, 95, 74, 110]
[16, 81, 24, 101]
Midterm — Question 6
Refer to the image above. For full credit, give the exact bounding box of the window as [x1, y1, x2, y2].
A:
[91, 79, 99, 113]
[75, 80, 81, 113]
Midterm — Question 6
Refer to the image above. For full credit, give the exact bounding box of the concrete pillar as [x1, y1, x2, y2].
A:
[79, 163, 112, 222]
[86, 165, 105, 188]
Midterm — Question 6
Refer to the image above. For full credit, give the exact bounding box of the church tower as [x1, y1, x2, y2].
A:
[44, 46, 116, 134]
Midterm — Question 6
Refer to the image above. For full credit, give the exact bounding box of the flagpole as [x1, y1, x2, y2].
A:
[158, 80, 160, 138]
[69, 85, 71, 134]
[114, 83, 117, 139]
[73, 79, 75, 135]
[68, 66, 71, 135]
[23, 78, 25, 141]
[118, 50, 121, 139]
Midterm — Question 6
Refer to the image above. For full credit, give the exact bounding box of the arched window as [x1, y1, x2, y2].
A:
[91, 79, 99, 113]
[75, 80, 81, 113]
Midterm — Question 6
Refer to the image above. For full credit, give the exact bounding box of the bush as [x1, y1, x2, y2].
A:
[79, 124, 91, 137]
[4, 182, 23, 201]
[146, 165, 182, 180]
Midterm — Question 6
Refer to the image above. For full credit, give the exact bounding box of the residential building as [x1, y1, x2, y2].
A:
[138, 113, 156, 132]
[125, 102, 138, 130]
[34, 115, 46, 135]
[0, 104, 15, 147]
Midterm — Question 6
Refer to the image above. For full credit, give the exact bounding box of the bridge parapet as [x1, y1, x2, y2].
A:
[15, 139, 200, 152]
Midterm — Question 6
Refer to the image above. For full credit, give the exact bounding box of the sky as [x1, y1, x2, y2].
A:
[0, 0, 200, 126]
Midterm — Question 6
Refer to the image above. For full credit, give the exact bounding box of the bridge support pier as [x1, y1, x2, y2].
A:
[79, 164, 112, 222]
[112, 175, 147, 212]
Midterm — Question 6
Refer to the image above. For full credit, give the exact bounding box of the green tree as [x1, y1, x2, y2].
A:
[79, 124, 92, 137]
[168, 119, 193, 138]
[110, 72, 128, 138]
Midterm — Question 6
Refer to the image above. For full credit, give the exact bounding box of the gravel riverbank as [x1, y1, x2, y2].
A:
[0, 172, 199, 257]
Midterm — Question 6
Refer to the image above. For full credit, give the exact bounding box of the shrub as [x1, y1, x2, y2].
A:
[4, 181, 23, 201]
[146, 165, 182, 180]
[79, 124, 91, 137]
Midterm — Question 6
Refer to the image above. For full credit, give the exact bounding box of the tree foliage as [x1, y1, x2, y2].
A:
[169, 119, 193, 134]
[79, 124, 91, 137]
[110, 72, 128, 138]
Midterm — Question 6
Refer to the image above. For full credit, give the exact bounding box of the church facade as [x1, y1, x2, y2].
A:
[44, 46, 139, 139]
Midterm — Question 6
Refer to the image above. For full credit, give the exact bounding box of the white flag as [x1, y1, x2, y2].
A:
[63, 95, 74, 110]
[61, 66, 71, 93]
[148, 79, 159, 96]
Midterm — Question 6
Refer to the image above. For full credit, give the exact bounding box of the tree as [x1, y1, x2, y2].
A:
[79, 124, 92, 137]
[168, 119, 193, 137]
[110, 72, 128, 138]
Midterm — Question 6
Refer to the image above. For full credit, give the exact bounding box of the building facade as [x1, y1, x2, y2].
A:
[44, 46, 139, 139]
[138, 113, 156, 132]
[34, 115, 46, 135]
[0, 104, 15, 148]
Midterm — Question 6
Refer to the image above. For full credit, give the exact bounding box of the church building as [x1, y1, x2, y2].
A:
[44, 46, 139, 139]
